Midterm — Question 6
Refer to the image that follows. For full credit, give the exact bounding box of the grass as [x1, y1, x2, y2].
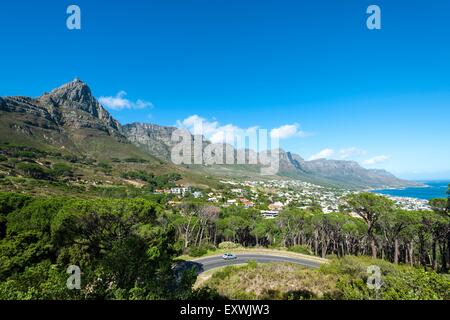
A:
[199, 262, 338, 300]
[198, 256, 450, 300]
[0, 139, 222, 197]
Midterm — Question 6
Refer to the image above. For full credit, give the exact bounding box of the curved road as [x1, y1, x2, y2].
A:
[188, 254, 324, 274]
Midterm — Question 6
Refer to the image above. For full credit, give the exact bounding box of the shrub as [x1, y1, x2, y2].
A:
[62, 155, 79, 163]
[124, 158, 148, 163]
[97, 161, 112, 174]
[204, 263, 338, 300]
[0, 155, 7, 162]
[0, 192, 32, 213]
[152, 173, 182, 188]
[322, 256, 450, 300]
[51, 163, 74, 178]
[13, 151, 38, 158]
[2, 145, 47, 159]
[218, 241, 241, 250]
[191, 286, 224, 300]
[15, 162, 51, 180]
[121, 171, 154, 182]
[187, 246, 209, 257]
[288, 245, 313, 255]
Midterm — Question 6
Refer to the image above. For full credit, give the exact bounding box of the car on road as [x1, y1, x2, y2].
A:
[222, 253, 237, 260]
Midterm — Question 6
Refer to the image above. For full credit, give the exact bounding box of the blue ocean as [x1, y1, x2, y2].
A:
[372, 180, 450, 200]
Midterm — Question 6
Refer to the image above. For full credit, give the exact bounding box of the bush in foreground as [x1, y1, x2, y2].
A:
[218, 241, 241, 250]
[0, 192, 196, 300]
[321, 256, 450, 300]
[200, 256, 450, 300]
[202, 263, 339, 300]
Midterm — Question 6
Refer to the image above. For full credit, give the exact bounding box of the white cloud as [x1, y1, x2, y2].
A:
[363, 155, 391, 166]
[177, 115, 260, 144]
[338, 147, 367, 159]
[177, 115, 309, 147]
[308, 148, 335, 161]
[180, 115, 220, 136]
[99, 91, 153, 111]
[270, 124, 306, 139]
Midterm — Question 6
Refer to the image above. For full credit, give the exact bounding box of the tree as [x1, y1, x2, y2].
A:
[195, 205, 220, 246]
[378, 210, 418, 264]
[172, 203, 200, 249]
[429, 188, 450, 272]
[342, 193, 396, 259]
[0, 194, 195, 300]
[15, 163, 50, 180]
[51, 163, 74, 178]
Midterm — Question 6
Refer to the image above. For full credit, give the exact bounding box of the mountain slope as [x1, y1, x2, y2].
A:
[278, 151, 416, 188]
[123, 123, 178, 161]
[0, 79, 156, 161]
[122, 123, 417, 189]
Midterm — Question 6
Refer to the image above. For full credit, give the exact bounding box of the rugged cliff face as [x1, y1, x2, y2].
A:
[122, 122, 416, 188]
[123, 123, 178, 161]
[0, 79, 152, 160]
[37, 78, 122, 134]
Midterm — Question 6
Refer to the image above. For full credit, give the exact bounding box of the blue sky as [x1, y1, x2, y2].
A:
[1, 0, 449, 179]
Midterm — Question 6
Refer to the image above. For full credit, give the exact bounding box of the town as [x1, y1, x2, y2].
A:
[155, 179, 432, 218]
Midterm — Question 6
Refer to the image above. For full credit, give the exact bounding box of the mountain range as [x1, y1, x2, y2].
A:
[0, 79, 418, 189]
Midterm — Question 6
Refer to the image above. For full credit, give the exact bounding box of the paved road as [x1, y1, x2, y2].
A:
[186, 254, 323, 274]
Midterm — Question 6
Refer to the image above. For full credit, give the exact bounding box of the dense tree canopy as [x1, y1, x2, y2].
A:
[1, 188, 449, 300]
[0, 193, 196, 299]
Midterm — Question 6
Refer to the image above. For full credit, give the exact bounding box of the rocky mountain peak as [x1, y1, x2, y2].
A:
[35, 79, 121, 133]
[44, 78, 93, 105]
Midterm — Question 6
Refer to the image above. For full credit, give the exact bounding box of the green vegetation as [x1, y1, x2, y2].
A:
[13, 162, 75, 181]
[0, 143, 215, 198]
[321, 256, 450, 300]
[201, 257, 450, 300]
[15, 162, 51, 180]
[0, 188, 449, 300]
[0, 142, 449, 300]
[51, 163, 74, 178]
[187, 245, 215, 257]
[218, 241, 242, 250]
[124, 157, 149, 164]
[97, 161, 112, 175]
[168, 194, 450, 273]
[121, 171, 182, 190]
[288, 245, 313, 255]
[201, 263, 337, 300]
[0, 192, 197, 300]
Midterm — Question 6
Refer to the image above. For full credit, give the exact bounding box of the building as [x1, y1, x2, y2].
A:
[170, 187, 190, 196]
[192, 191, 203, 199]
[261, 210, 279, 219]
[268, 201, 284, 211]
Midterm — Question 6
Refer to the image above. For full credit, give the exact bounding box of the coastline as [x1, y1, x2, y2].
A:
[368, 180, 449, 201]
